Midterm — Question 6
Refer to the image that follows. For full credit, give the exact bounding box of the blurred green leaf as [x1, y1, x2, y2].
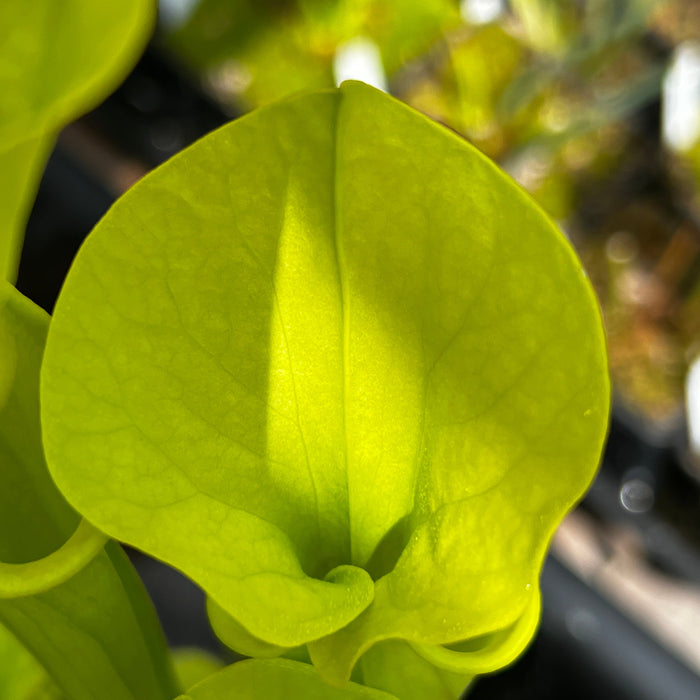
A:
[0, 622, 60, 700]
[0, 0, 155, 283]
[446, 24, 523, 144]
[172, 648, 226, 691]
[355, 640, 473, 700]
[167, 0, 459, 105]
[178, 658, 397, 699]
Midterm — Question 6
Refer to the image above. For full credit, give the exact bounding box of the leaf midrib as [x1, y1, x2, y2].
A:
[330, 89, 354, 567]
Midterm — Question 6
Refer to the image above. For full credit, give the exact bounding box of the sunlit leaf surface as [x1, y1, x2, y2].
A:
[42, 81, 609, 695]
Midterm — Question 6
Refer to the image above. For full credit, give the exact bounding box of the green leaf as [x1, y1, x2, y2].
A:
[0, 283, 179, 700]
[171, 647, 225, 692]
[0, 134, 53, 285]
[0, 517, 108, 598]
[207, 598, 291, 659]
[0, 541, 180, 700]
[43, 87, 379, 649]
[0, 0, 155, 283]
[177, 658, 397, 699]
[0, 621, 60, 700]
[42, 81, 609, 690]
[356, 639, 473, 700]
[0, 284, 80, 563]
[408, 586, 541, 675]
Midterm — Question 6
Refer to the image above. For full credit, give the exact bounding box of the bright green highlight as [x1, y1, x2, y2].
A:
[177, 658, 397, 699]
[41, 81, 609, 695]
[0, 518, 107, 598]
[0, 0, 155, 283]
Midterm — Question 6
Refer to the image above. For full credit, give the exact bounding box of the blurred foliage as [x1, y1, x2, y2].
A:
[162, 0, 700, 424]
[165, 0, 461, 106]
